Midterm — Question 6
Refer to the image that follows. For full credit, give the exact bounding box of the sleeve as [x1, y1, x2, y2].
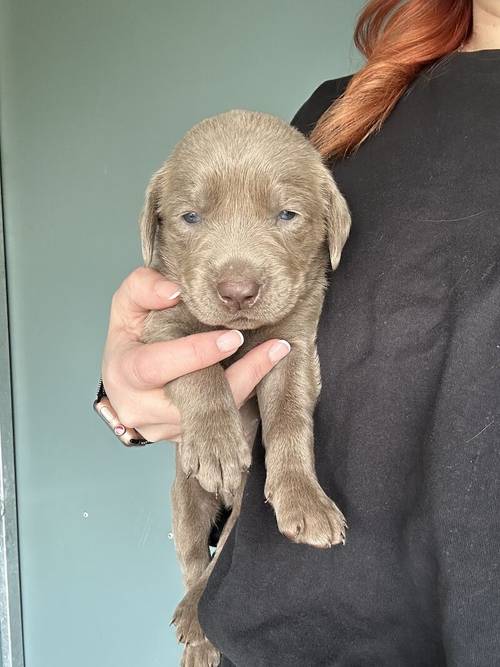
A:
[290, 75, 353, 137]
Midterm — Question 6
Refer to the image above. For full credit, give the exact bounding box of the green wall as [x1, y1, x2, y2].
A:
[0, 1, 363, 665]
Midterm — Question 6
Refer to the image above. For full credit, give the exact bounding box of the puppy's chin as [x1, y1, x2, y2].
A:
[187, 298, 298, 331]
[189, 308, 268, 331]
[215, 313, 265, 331]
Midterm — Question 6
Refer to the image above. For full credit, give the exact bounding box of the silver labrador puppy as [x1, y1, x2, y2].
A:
[139, 109, 351, 667]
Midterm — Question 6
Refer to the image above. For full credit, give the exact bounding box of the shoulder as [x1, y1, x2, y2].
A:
[290, 75, 353, 137]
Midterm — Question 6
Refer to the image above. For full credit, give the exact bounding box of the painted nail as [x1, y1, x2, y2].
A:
[155, 280, 181, 300]
[216, 330, 244, 352]
[268, 339, 291, 363]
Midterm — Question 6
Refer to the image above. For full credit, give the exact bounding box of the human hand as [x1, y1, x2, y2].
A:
[100, 267, 291, 443]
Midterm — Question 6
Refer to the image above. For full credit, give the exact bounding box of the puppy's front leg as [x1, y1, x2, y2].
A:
[167, 365, 251, 495]
[257, 343, 346, 548]
[142, 311, 251, 495]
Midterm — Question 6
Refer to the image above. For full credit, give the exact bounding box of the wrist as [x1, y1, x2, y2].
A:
[93, 378, 152, 447]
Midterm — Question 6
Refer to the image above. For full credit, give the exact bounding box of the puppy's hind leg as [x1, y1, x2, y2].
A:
[171, 445, 220, 643]
[175, 475, 246, 667]
[173, 399, 258, 666]
[257, 345, 347, 549]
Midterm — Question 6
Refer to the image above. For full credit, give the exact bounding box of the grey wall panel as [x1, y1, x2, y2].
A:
[0, 1, 363, 664]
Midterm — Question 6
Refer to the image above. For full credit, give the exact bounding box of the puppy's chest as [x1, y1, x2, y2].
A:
[219, 331, 265, 368]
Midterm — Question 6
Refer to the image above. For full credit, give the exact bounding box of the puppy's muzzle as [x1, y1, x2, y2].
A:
[216, 279, 261, 310]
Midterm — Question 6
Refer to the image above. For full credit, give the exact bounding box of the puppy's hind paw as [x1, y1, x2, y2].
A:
[181, 639, 220, 667]
[172, 581, 208, 647]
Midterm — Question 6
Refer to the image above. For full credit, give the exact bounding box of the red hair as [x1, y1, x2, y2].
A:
[309, 0, 473, 159]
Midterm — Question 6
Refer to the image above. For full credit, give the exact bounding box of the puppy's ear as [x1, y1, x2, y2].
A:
[139, 167, 165, 267]
[321, 169, 351, 270]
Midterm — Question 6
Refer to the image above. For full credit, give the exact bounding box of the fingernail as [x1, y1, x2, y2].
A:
[268, 340, 291, 363]
[155, 280, 180, 300]
[216, 330, 244, 352]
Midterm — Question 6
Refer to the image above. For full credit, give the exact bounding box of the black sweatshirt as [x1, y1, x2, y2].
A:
[198, 50, 500, 666]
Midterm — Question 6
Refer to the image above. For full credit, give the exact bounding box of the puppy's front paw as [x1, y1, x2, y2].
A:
[180, 414, 251, 495]
[265, 475, 347, 549]
[181, 640, 220, 667]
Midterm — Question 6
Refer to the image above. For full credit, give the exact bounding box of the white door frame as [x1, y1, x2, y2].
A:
[0, 141, 25, 666]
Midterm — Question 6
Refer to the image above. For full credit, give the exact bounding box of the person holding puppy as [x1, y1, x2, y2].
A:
[98, 0, 500, 665]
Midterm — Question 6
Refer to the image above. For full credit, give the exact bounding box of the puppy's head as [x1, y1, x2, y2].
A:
[140, 109, 350, 329]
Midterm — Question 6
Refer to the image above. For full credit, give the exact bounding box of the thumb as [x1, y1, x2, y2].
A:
[109, 266, 181, 340]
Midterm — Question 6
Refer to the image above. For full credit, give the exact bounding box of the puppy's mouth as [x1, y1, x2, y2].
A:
[204, 303, 268, 330]
[223, 310, 262, 329]
[181, 277, 298, 329]
[191, 294, 296, 330]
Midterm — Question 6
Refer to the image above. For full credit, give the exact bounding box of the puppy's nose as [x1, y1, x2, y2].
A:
[217, 280, 261, 309]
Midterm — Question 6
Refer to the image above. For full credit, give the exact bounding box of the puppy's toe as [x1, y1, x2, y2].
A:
[195, 452, 238, 496]
[181, 420, 251, 495]
[308, 499, 347, 547]
[181, 640, 220, 667]
[179, 440, 200, 479]
[196, 434, 250, 496]
[325, 501, 348, 546]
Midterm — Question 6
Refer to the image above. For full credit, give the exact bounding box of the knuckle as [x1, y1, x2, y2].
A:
[187, 338, 212, 370]
[129, 266, 150, 284]
[131, 348, 157, 387]
[110, 289, 120, 307]
[120, 267, 149, 302]
[109, 289, 130, 328]
[121, 271, 140, 301]
[110, 290, 123, 317]
[102, 360, 124, 395]
[117, 405, 139, 427]
[102, 369, 117, 396]
[248, 358, 268, 387]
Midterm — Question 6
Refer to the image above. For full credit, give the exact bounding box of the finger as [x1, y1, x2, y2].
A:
[109, 386, 181, 427]
[122, 329, 246, 389]
[110, 267, 181, 339]
[225, 339, 291, 407]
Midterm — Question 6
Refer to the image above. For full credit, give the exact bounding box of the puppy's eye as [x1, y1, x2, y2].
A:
[278, 210, 297, 221]
[182, 211, 201, 224]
